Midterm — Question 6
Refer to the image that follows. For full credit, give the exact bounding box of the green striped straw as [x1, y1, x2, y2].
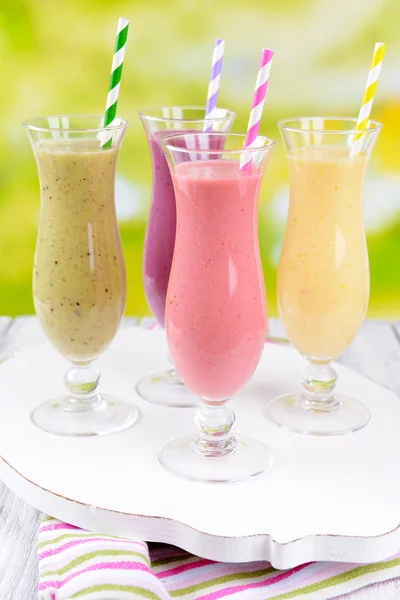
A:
[101, 17, 130, 148]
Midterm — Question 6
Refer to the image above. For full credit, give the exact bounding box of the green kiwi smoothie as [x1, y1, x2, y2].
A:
[33, 139, 126, 362]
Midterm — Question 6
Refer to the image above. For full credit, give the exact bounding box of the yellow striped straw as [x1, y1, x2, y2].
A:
[351, 42, 386, 155]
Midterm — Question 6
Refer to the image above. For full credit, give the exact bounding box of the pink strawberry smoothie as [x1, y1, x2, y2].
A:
[165, 160, 267, 401]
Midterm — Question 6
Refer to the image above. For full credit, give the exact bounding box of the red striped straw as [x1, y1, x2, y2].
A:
[240, 48, 274, 170]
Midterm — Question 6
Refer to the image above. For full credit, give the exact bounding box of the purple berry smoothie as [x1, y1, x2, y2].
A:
[143, 130, 177, 327]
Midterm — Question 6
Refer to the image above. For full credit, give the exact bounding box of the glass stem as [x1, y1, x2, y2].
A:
[166, 353, 183, 385]
[300, 361, 339, 412]
[63, 363, 102, 412]
[192, 402, 237, 458]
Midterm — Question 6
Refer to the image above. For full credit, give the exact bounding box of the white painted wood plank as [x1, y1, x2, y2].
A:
[337, 579, 400, 599]
[0, 482, 41, 600]
[0, 318, 41, 600]
[392, 323, 400, 333]
[0, 316, 12, 335]
[339, 320, 400, 395]
[268, 317, 287, 339]
[0, 317, 13, 358]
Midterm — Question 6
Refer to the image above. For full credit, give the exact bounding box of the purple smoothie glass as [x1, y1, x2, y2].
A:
[137, 106, 235, 407]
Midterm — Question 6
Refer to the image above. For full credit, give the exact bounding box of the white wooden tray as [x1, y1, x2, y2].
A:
[0, 327, 399, 569]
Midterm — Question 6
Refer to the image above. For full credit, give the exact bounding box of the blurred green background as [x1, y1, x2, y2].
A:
[1, 0, 399, 317]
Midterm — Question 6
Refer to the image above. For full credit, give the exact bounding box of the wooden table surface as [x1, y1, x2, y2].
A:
[1, 316, 400, 600]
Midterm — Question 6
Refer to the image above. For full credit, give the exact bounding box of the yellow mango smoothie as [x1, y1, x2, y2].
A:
[33, 139, 126, 362]
[278, 146, 369, 361]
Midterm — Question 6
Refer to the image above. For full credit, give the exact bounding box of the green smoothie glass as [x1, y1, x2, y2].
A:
[24, 115, 138, 436]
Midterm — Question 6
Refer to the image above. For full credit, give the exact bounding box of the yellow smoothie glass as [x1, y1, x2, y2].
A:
[267, 117, 381, 436]
[24, 115, 138, 436]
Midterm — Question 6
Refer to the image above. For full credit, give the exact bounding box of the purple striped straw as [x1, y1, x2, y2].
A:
[203, 38, 225, 132]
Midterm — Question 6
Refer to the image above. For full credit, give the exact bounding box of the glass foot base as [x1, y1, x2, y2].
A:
[159, 434, 272, 483]
[266, 393, 371, 436]
[136, 372, 198, 408]
[31, 393, 138, 437]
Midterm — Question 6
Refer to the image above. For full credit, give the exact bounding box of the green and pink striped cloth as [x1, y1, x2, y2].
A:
[38, 516, 400, 599]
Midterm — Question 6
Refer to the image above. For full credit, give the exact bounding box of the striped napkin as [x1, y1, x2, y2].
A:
[38, 516, 400, 599]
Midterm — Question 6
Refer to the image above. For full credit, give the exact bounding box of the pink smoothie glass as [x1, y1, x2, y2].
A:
[159, 132, 274, 483]
[137, 107, 235, 408]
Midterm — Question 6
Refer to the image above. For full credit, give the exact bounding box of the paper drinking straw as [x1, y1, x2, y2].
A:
[240, 48, 274, 170]
[203, 38, 225, 132]
[101, 17, 130, 148]
[351, 42, 386, 156]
